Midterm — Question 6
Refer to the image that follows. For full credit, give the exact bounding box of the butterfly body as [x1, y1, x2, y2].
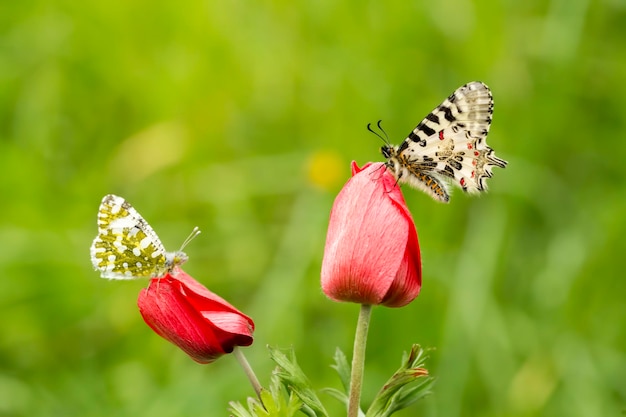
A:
[382, 81, 507, 202]
[90, 194, 190, 280]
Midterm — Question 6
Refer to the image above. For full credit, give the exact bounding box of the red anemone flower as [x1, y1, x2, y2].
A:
[321, 161, 421, 307]
[138, 268, 254, 364]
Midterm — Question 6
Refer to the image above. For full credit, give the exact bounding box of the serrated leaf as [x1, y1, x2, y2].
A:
[268, 346, 329, 417]
[228, 374, 303, 417]
[366, 345, 434, 417]
[229, 400, 254, 417]
[329, 347, 351, 392]
[319, 388, 348, 405]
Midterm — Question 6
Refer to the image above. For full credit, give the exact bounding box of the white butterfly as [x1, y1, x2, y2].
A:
[90, 194, 199, 279]
[380, 81, 507, 202]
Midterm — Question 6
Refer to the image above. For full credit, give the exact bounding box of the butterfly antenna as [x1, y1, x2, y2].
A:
[376, 120, 390, 143]
[180, 226, 201, 251]
[367, 119, 391, 146]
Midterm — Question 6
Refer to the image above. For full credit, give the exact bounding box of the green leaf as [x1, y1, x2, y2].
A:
[329, 347, 351, 393]
[268, 346, 329, 417]
[323, 347, 369, 417]
[318, 388, 347, 405]
[228, 374, 302, 417]
[319, 388, 367, 417]
[365, 345, 435, 417]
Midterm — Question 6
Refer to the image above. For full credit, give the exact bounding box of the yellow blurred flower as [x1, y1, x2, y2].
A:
[306, 150, 346, 191]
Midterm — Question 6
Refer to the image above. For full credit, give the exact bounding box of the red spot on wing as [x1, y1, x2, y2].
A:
[471, 171, 475, 178]
[460, 178, 466, 187]
[467, 143, 473, 149]
[474, 151, 480, 156]
[439, 130, 445, 140]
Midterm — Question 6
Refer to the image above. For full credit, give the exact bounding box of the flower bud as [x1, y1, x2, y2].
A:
[138, 268, 254, 364]
[321, 162, 421, 307]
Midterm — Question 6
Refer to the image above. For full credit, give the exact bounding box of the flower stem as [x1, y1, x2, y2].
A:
[348, 304, 372, 417]
[233, 347, 263, 402]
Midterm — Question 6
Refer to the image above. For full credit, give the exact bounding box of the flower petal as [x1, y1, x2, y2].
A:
[321, 162, 421, 306]
[138, 269, 254, 364]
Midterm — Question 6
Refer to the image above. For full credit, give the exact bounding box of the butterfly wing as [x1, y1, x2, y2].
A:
[396, 81, 507, 196]
[90, 194, 169, 279]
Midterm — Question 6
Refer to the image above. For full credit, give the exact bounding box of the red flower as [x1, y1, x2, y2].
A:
[321, 162, 421, 307]
[137, 268, 254, 364]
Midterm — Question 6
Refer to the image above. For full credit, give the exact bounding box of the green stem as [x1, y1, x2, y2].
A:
[348, 304, 373, 417]
[233, 347, 263, 402]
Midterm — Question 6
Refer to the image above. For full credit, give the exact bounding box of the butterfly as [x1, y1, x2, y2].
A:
[90, 194, 199, 279]
[379, 81, 507, 203]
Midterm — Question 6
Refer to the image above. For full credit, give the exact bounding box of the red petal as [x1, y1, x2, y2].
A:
[322, 162, 421, 305]
[138, 269, 254, 364]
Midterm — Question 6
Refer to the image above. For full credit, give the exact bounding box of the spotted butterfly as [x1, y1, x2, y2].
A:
[90, 194, 199, 280]
[381, 81, 507, 202]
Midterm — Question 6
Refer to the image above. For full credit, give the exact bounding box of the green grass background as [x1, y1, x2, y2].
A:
[1, 0, 624, 416]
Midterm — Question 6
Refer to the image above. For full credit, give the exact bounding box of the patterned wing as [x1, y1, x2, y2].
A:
[90, 194, 170, 279]
[395, 81, 507, 196]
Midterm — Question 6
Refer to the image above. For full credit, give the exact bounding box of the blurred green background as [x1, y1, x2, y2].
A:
[1, 0, 625, 416]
